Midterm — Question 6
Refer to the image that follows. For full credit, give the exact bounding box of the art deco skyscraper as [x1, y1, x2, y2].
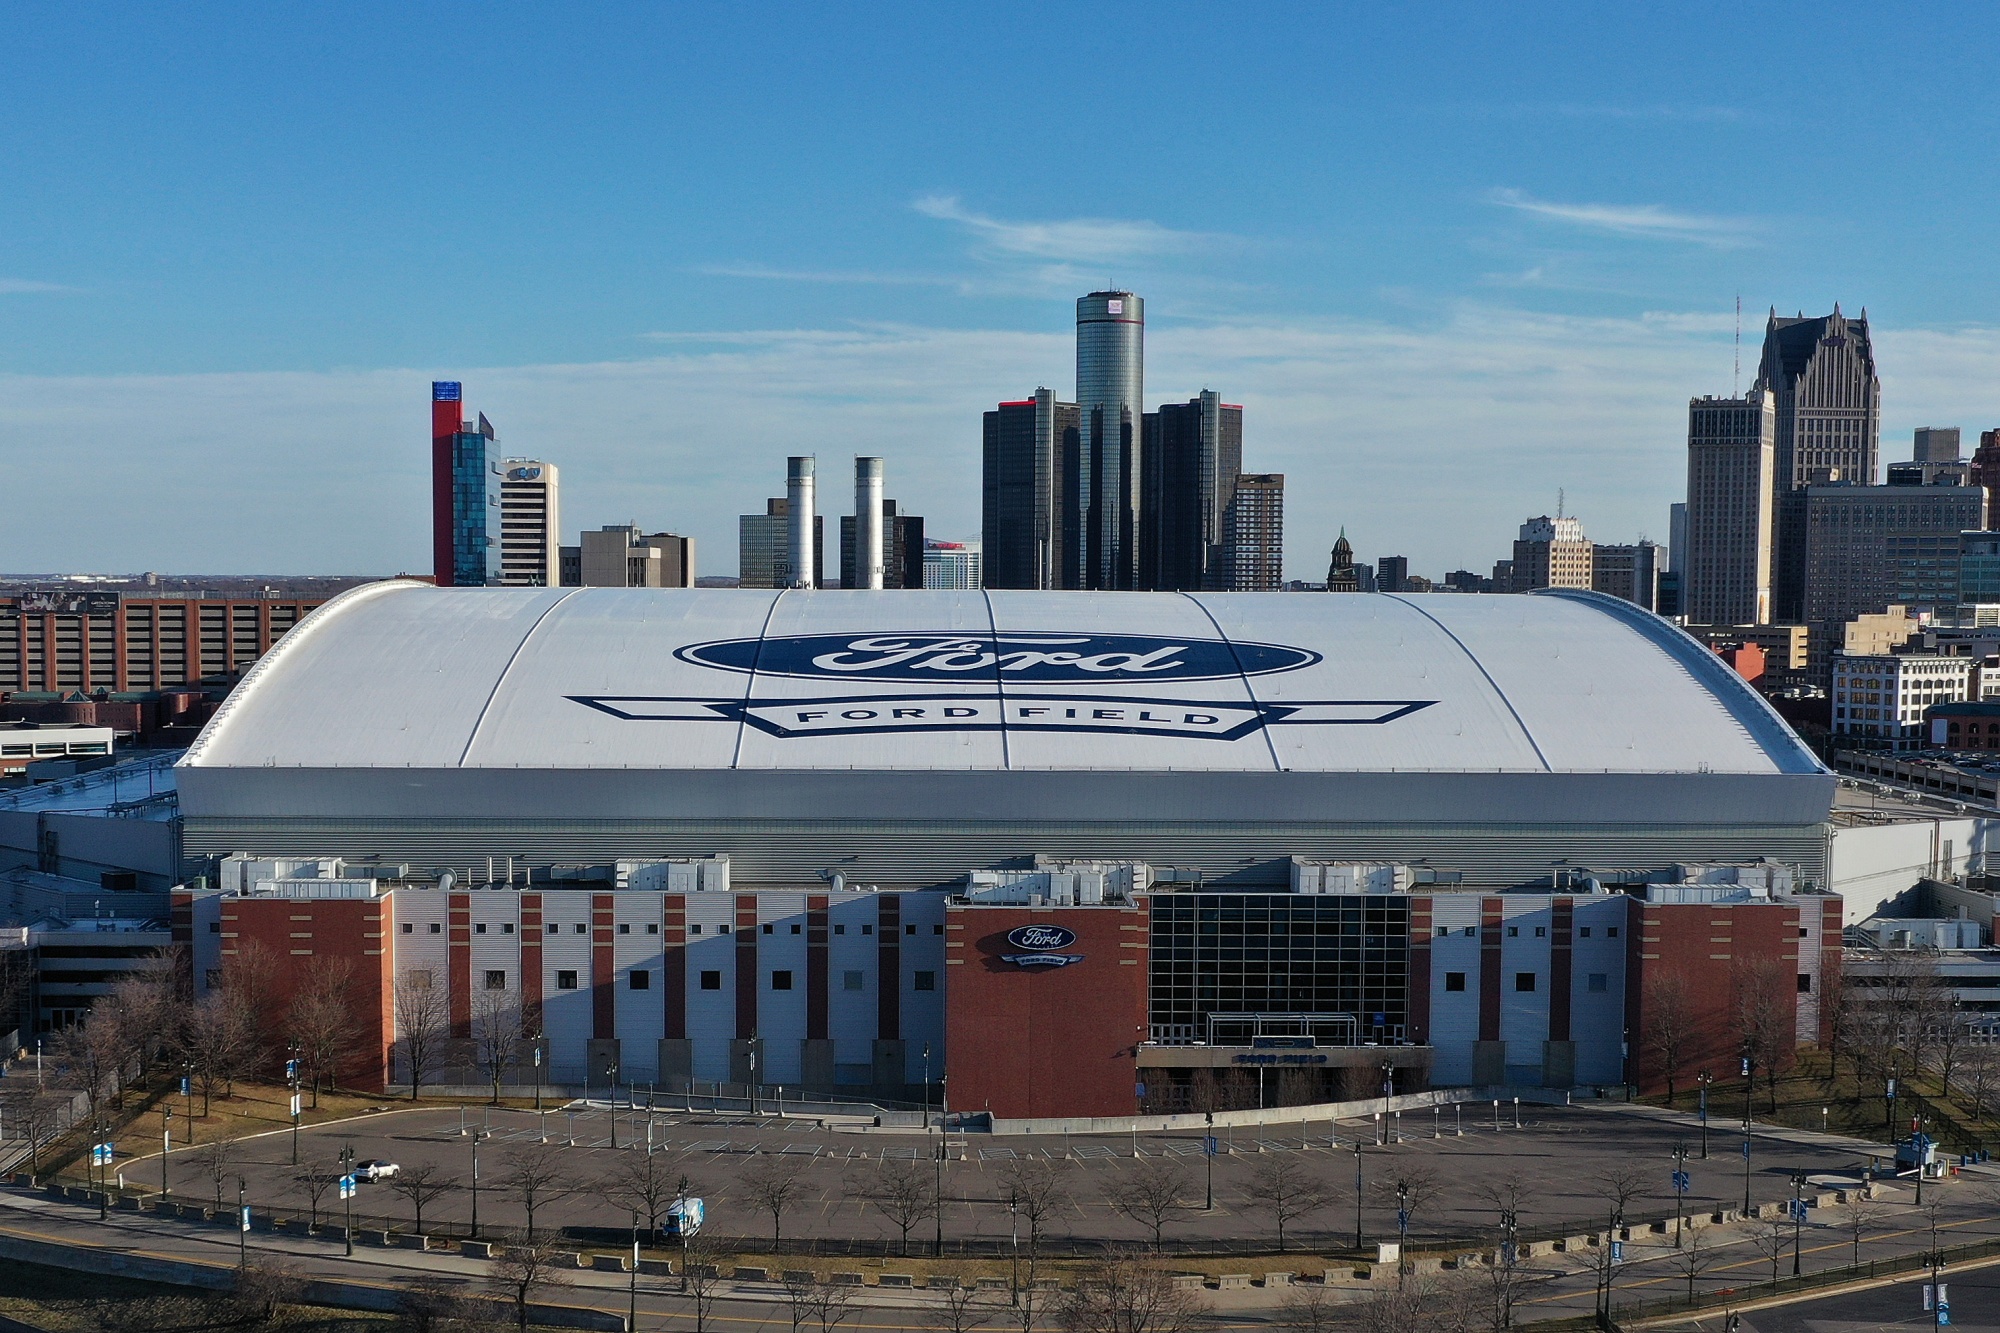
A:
[1757, 306, 1881, 621]
[982, 389, 1078, 589]
[1683, 390, 1776, 626]
[1075, 291, 1144, 589]
[1141, 391, 1242, 590]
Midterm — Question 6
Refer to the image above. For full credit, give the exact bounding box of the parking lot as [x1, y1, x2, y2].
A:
[131, 1099, 1877, 1255]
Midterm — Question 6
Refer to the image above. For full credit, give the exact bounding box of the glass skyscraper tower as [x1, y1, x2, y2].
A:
[1075, 291, 1144, 589]
[430, 381, 503, 588]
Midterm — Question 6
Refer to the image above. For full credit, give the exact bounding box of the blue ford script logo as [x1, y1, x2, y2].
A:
[674, 633, 1319, 683]
[1003, 924, 1085, 968]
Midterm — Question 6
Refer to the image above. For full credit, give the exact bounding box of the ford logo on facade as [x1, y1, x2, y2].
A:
[1007, 925, 1077, 950]
[674, 633, 1319, 683]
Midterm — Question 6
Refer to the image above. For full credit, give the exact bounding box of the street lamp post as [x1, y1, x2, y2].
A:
[238, 1176, 248, 1271]
[1008, 1191, 1020, 1305]
[1672, 1143, 1689, 1247]
[1742, 1055, 1754, 1133]
[1204, 1111, 1215, 1210]
[1697, 1071, 1712, 1159]
[469, 1131, 483, 1239]
[607, 1063, 620, 1150]
[1353, 1139, 1365, 1250]
[1741, 1136, 1752, 1215]
[533, 1043, 543, 1114]
[1790, 1170, 1810, 1276]
[340, 1145, 355, 1256]
[160, 1105, 172, 1199]
[1394, 1179, 1411, 1288]
[629, 1210, 640, 1333]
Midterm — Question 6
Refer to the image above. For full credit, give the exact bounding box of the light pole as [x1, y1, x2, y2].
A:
[1672, 1143, 1689, 1247]
[340, 1144, 355, 1256]
[629, 1209, 640, 1333]
[94, 1124, 109, 1220]
[607, 1063, 620, 1150]
[288, 1055, 302, 1166]
[1790, 1170, 1810, 1276]
[469, 1131, 483, 1239]
[1008, 1190, 1020, 1305]
[1741, 1055, 1753, 1133]
[748, 1040, 759, 1114]
[1394, 1179, 1411, 1288]
[160, 1105, 173, 1199]
[238, 1176, 248, 1272]
[533, 1042, 544, 1114]
[1697, 1070, 1712, 1159]
[1741, 1136, 1752, 1215]
[1353, 1139, 1365, 1250]
[1499, 1207, 1519, 1329]
[1204, 1111, 1215, 1210]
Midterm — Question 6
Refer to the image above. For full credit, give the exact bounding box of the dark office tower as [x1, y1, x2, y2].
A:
[982, 389, 1078, 589]
[430, 381, 501, 588]
[1075, 291, 1144, 589]
[1915, 427, 1963, 464]
[1755, 306, 1881, 621]
[1223, 473, 1284, 591]
[1375, 556, 1409, 594]
[841, 500, 925, 588]
[1973, 430, 2000, 519]
[1140, 392, 1242, 590]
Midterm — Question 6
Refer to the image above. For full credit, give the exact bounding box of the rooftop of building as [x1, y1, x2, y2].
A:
[0, 749, 179, 816]
[176, 582, 1826, 780]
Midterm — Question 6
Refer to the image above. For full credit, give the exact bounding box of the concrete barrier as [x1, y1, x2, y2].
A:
[319, 1225, 348, 1243]
[830, 1272, 865, 1286]
[113, 1196, 142, 1212]
[974, 1277, 1008, 1292]
[395, 1234, 428, 1250]
[284, 1219, 314, 1237]
[592, 1255, 627, 1273]
[176, 1204, 209, 1223]
[879, 1275, 914, 1288]
[730, 1265, 767, 1281]
[637, 1259, 674, 1277]
[1171, 1275, 1205, 1291]
[688, 1264, 720, 1280]
[785, 1271, 819, 1285]
[1217, 1274, 1252, 1290]
[925, 1275, 962, 1290]
[460, 1239, 494, 1259]
[356, 1230, 390, 1247]
[1262, 1272, 1294, 1287]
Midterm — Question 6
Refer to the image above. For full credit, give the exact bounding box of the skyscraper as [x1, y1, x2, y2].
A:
[1683, 390, 1776, 626]
[1075, 291, 1144, 589]
[1801, 481, 1985, 627]
[981, 390, 1078, 589]
[841, 500, 925, 588]
[1755, 307, 1881, 621]
[1224, 474, 1284, 591]
[578, 525, 694, 587]
[739, 498, 824, 589]
[1915, 427, 1963, 464]
[499, 459, 561, 588]
[922, 539, 982, 590]
[1592, 542, 1662, 612]
[1140, 392, 1242, 590]
[430, 381, 501, 588]
[1375, 556, 1409, 594]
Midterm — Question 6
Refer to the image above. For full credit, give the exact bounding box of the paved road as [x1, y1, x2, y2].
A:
[112, 1099, 1882, 1255]
[1650, 1255, 2000, 1331]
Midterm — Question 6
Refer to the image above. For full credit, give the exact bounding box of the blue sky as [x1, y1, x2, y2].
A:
[5, 2, 2000, 578]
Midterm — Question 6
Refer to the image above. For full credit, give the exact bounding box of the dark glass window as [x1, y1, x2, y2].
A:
[1514, 973, 1536, 993]
[914, 971, 936, 991]
[699, 970, 721, 990]
[630, 970, 651, 990]
[1444, 972, 1466, 992]
[771, 970, 793, 991]
[556, 971, 578, 990]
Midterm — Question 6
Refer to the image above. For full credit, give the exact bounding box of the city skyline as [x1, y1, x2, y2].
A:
[8, 6, 2000, 578]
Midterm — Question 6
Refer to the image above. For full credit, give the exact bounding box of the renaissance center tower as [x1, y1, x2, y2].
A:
[1075, 291, 1144, 589]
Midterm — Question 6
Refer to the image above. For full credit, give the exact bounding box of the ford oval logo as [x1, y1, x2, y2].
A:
[674, 633, 1319, 683]
[1006, 925, 1077, 951]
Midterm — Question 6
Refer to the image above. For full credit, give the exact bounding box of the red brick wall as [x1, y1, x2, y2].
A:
[1628, 898, 1802, 1095]
[944, 902, 1149, 1120]
[218, 894, 395, 1090]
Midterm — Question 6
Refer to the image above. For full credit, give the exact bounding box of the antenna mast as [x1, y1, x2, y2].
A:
[1734, 293, 1741, 395]
[1557, 487, 1565, 520]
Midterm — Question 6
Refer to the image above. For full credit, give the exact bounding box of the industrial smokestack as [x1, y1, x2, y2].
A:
[786, 455, 816, 588]
[855, 456, 885, 590]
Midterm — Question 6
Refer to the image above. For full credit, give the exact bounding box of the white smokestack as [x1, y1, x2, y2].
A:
[786, 455, 816, 588]
[855, 456, 885, 590]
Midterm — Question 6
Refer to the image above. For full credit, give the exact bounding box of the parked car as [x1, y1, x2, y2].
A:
[353, 1160, 400, 1182]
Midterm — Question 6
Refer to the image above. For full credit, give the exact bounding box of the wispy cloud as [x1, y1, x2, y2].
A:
[691, 263, 959, 288]
[1486, 188, 1756, 246]
[912, 194, 1212, 264]
[0, 278, 72, 295]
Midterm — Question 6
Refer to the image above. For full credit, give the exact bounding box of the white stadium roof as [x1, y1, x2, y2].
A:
[182, 582, 1821, 779]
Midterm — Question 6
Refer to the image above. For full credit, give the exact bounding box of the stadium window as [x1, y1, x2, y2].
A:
[1797, 973, 1813, 993]
[574, 924, 586, 935]
[1606, 927, 1618, 938]
[843, 970, 864, 991]
[1444, 972, 1466, 992]
[771, 970, 793, 991]
[1587, 973, 1608, 993]
[862, 924, 873, 935]
[400, 923, 413, 934]
[647, 923, 658, 934]
[689, 924, 702, 934]
[618, 923, 630, 935]
[1514, 972, 1536, 993]
[502, 923, 514, 934]
[1534, 926, 1546, 937]
[1462, 927, 1474, 937]
[1435, 926, 1448, 937]
[484, 970, 506, 990]
[429, 923, 442, 934]
[791, 923, 801, 934]
[406, 970, 433, 990]
[699, 970, 721, 990]
[1579, 927, 1591, 938]
[546, 923, 558, 935]
[1507, 926, 1518, 937]
[205, 969, 222, 988]
[906, 924, 917, 936]
[763, 923, 774, 935]
[1798, 926, 1809, 938]
[475, 923, 487, 935]
[719, 925, 731, 934]
[835, 924, 846, 935]
[630, 970, 651, 990]
[556, 971, 578, 990]
[209, 921, 221, 933]
[934, 925, 943, 935]
[914, 971, 936, 992]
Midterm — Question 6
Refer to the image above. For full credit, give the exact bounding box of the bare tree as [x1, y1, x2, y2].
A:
[1643, 973, 1694, 1106]
[1820, 975, 1859, 1080]
[929, 1263, 997, 1333]
[1666, 1231, 1719, 1304]
[287, 956, 365, 1106]
[742, 1154, 811, 1249]
[1106, 1157, 1192, 1249]
[680, 1232, 724, 1333]
[1244, 1155, 1334, 1252]
[388, 1162, 459, 1236]
[394, 1275, 490, 1333]
[1472, 1173, 1530, 1332]
[0, 1083, 57, 1174]
[178, 990, 257, 1117]
[1372, 1165, 1444, 1280]
[1963, 1042, 2000, 1116]
[1057, 1253, 1209, 1333]
[1589, 1166, 1650, 1319]
[218, 938, 279, 1093]
[501, 1140, 571, 1241]
[802, 1275, 857, 1333]
[1747, 1214, 1790, 1284]
[999, 1158, 1074, 1297]
[1937, 1000, 1973, 1096]
[395, 971, 452, 1102]
[221, 1257, 306, 1329]
[1735, 958, 1793, 1113]
[1840, 1192, 1889, 1267]
[293, 1159, 338, 1228]
[52, 1005, 127, 1126]
[106, 946, 187, 1079]
[849, 1157, 939, 1256]
[470, 987, 524, 1105]
[195, 1138, 234, 1211]
[1274, 1280, 1339, 1333]
[489, 1231, 572, 1333]
[0, 945, 33, 1042]
[1342, 1273, 1482, 1333]
[601, 1154, 696, 1237]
